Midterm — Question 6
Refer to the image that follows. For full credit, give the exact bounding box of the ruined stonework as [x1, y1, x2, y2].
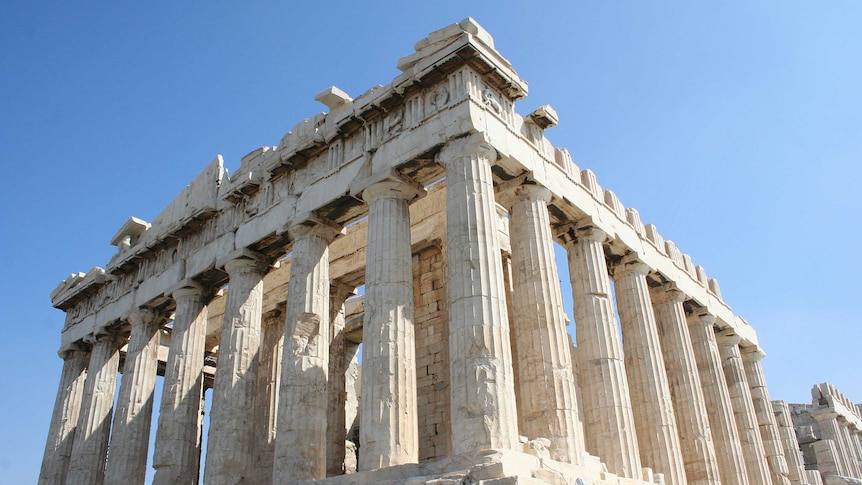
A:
[788, 384, 862, 485]
[41, 18, 818, 485]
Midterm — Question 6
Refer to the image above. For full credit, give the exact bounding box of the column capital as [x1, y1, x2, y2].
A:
[437, 133, 497, 166]
[686, 308, 716, 328]
[613, 253, 651, 277]
[85, 329, 124, 347]
[715, 328, 743, 346]
[811, 409, 839, 421]
[287, 216, 343, 244]
[496, 180, 552, 211]
[220, 249, 270, 276]
[349, 169, 425, 204]
[741, 346, 767, 362]
[128, 307, 159, 327]
[557, 219, 607, 246]
[649, 283, 687, 304]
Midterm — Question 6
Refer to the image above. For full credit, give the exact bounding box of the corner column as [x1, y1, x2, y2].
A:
[253, 308, 285, 485]
[651, 284, 721, 485]
[837, 418, 862, 478]
[717, 331, 773, 485]
[438, 135, 519, 454]
[613, 255, 686, 483]
[686, 311, 750, 485]
[741, 348, 791, 485]
[66, 331, 123, 485]
[273, 221, 340, 483]
[560, 223, 642, 479]
[357, 177, 423, 469]
[38, 348, 89, 485]
[503, 184, 585, 464]
[204, 254, 267, 485]
[772, 400, 809, 485]
[153, 285, 209, 485]
[105, 308, 162, 485]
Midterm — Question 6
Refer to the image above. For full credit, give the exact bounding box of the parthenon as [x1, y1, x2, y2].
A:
[39, 18, 862, 485]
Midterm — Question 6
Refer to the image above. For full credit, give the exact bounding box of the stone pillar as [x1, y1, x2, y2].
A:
[358, 177, 423, 470]
[204, 254, 267, 485]
[327, 284, 354, 476]
[503, 184, 584, 465]
[812, 438, 844, 478]
[38, 348, 89, 485]
[741, 348, 791, 485]
[813, 411, 852, 476]
[613, 255, 686, 484]
[717, 331, 772, 485]
[66, 332, 123, 485]
[438, 135, 519, 454]
[651, 285, 721, 485]
[837, 418, 862, 478]
[253, 308, 285, 485]
[153, 285, 209, 485]
[104, 308, 162, 485]
[686, 312, 750, 485]
[561, 223, 641, 479]
[772, 400, 809, 485]
[273, 222, 339, 483]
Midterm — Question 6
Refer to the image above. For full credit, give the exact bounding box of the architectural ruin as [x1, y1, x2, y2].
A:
[39, 18, 860, 485]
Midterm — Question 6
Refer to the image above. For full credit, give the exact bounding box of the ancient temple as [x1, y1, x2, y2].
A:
[39, 18, 852, 485]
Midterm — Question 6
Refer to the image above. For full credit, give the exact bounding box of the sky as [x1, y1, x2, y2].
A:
[2, 2, 861, 483]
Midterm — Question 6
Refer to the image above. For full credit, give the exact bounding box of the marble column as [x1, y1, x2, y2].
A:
[273, 222, 339, 483]
[561, 223, 641, 479]
[438, 135, 519, 454]
[613, 255, 686, 484]
[327, 284, 354, 477]
[504, 184, 584, 465]
[253, 308, 285, 485]
[811, 438, 844, 478]
[651, 285, 721, 485]
[105, 308, 162, 485]
[686, 312, 749, 485]
[358, 177, 422, 470]
[772, 400, 809, 485]
[741, 348, 791, 485]
[837, 418, 862, 478]
[814, 412, 852, 477]
[38, 348, 89, 485]
[204, 255, 267, 485]
[717, 331, 772, 485]
[66, 332, 123, 485]
[153, 285, 209, 485]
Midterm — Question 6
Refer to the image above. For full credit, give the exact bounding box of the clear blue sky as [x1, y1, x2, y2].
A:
[2, 2, 860, 483]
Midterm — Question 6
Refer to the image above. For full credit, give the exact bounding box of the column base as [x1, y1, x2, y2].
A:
[307, 449, 665, 485]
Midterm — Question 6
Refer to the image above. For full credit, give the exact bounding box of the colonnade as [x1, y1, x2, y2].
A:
[41, 136, 799, 485]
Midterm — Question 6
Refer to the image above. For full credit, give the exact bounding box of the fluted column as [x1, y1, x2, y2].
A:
[741, 348, 791, 485]
[66, 332, 123, 485]
[327, 284, 354, 476]
[651, 285, 721, 485]
[503, 184, 584, 465]
[204, 255, 267, 485]
[105, 308, 162, 485]
[561, 223, 641, 479]
[813, 411, 851, 476]
[438, 135, 519, 454]
[772, 400, 808, 485]
[273, 222, 339, 483]
[717, 331, 772, 485]
[253, 308, 285, 485]
[38, 348, 89, 485]
[153, 285, 209, 485]
[837, 418, 862, 478]
[613, 255, 686, 484]
[358, 177, 423, 469]
[811, 437, 844, 478]
[686, 312, 749, 485]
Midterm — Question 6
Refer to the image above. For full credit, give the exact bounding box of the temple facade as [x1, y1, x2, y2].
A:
[39, 18, 850, 485]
